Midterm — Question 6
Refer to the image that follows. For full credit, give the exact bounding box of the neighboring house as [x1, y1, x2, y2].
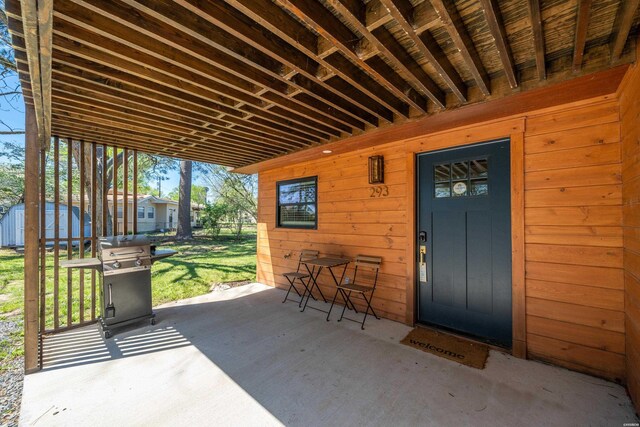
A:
[108, 194, 204, 233]
[0, 202, 91, 248]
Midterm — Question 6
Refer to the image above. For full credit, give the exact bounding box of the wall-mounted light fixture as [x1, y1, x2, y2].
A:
[368, 155, 384, 184]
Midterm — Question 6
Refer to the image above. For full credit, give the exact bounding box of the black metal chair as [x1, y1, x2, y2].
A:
[282, 249, 319, 306]
[327, 255, 382, 329]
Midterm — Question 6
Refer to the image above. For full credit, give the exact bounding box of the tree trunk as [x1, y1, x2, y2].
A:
[176, 160, 192, 240]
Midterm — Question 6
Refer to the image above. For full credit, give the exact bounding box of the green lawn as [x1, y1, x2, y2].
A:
[0, 234, 256, 363]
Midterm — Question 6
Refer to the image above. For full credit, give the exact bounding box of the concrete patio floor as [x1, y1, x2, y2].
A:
[21, 283, 639, 426]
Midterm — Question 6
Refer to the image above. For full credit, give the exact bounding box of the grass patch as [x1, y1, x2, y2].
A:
[0, 235, 256, 330]
[149, 236, 256, 305]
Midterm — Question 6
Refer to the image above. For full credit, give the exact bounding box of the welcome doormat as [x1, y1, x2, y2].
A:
[400, 327, 489, 369]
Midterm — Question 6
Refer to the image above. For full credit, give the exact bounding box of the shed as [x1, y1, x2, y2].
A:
[0, 202, 91, 247]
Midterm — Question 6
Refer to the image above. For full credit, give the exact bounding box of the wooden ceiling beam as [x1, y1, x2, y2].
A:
[49, 79, 325, 145]
[610, 0, 640, 60]
[224, 0, 395, 123]
[572, 0, 592, 72]
[49, 52, 344, 140]
[274, 0, 424, 115]
[56, 2, 357, 136]
[479, 0, 517, 88]
[51, 117, 270, 162]
[51, 112, 280, 162]
[10, 0, 51, 149]
[51, 95, 278, 153]
[51, 98, 301, 154]
[43, 29, 329, 144]
[328, 0, 446, 108]
[527, 0, 546, 80]
[366, 0, 394, 31]
[51, 125, 245, 166]
[46, 69, 321, 150]
[50, 85, 314, 147]
[52, 116, 282, 163]
[429, 0, 490, 96]
[412, 2, 439, 34]
[381, 0, 467, 102]
[120, 0, 373, 131]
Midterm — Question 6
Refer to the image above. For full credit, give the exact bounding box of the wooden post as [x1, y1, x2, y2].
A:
[79, 141, 85, 323]
[101, 145, 108, 237]
[67, 139, 73, 326]
[91, 143, 97, 320]
[133, 151, 138, 235]
[53, 136, 60, 329]
[24, 105, 40, 373]
[123, 148, 129, 235]
[113, 147, 118, 235]
[39, 147, 46, 361]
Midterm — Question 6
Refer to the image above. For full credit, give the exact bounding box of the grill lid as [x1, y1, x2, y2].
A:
[99, 235, 150, 250]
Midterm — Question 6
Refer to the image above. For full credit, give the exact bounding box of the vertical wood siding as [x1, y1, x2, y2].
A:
[620, 60, 640, 411]
[257, 96, 626, 382]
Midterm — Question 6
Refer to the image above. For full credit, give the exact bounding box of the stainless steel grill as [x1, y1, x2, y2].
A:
[62, 235, 176, 338]
[99, 235, 152, 276]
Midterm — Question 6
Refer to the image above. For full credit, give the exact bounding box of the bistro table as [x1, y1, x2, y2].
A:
[300, 257, 353, 314]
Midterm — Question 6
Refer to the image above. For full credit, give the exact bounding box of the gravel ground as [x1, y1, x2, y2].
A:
[0, 319, 23, 427]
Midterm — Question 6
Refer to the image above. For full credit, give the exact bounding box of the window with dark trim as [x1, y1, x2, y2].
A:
[276, 176, 317, 229]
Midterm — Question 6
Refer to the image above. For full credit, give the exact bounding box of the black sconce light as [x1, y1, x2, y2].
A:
[368, 155, 384, 184]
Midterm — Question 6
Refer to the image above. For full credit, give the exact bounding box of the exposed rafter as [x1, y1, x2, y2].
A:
[327, 0, 445, 108]
[380, 0, 466, 102]
[6, 0, 639, 168]
[527, 0, 546, 80]
[572, 0, 592, 72]
[430, 0, 491, 95]
[611, 0, 640, 61]
[273, 0, 422, 115]
[479, 0, 517, 88]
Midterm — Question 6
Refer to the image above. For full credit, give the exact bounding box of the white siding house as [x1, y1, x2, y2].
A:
[109, 195, 203, 233]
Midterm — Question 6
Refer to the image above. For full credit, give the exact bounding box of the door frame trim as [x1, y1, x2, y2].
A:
[405, 120, 526, 359]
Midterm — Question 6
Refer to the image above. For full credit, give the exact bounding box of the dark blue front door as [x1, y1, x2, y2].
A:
[417, 139, 512, 347]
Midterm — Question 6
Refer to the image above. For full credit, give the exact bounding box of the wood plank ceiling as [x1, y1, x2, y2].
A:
[6, 0, 640, 168]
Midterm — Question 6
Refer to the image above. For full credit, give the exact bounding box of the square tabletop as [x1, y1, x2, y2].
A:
[302, 257, 350, 268]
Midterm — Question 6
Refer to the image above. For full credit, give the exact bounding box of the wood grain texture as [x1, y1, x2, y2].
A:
[619, 57, 640, 412]
[258, 93, 626, 382]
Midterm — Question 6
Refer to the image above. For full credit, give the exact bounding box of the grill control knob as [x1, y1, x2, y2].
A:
[113, 261, 121, 269]
[135, 258, 142, 266]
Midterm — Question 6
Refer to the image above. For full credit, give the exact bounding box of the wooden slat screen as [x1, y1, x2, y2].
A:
[37, 140, 139, 339]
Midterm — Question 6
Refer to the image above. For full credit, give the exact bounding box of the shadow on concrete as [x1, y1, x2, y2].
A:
[36, 284, 638, 426]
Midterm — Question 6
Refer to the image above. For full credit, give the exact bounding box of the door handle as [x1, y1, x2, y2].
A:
[419, 246, 426, 263]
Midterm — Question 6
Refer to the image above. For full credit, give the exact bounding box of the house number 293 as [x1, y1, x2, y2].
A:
[369, 185, 389, 197]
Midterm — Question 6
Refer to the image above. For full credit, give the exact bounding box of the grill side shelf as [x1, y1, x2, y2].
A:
[151, 249, 177, 263]
[60, 257, 102, 270]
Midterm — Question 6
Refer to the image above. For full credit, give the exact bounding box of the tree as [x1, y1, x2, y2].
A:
[196, 164, 257, 218]
[0, 0, 24, 135]
[175, 160, 192, 240]
[195, 163, 257, 239]
[169, 184, 207, 205]
[201, 201, 228, 238]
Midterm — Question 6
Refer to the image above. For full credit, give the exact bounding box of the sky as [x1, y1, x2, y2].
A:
[0, 73, 182, 194]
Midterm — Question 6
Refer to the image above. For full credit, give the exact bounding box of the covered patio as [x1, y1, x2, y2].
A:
[21, 284, 638, 425]
[6, 0, 640, 422]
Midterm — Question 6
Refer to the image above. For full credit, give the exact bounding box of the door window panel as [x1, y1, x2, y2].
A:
[434, 158, 488, 198]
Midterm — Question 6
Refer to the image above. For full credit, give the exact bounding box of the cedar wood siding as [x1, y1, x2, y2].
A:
[257, 95, 627, 384]
[620, 58, 640, 411]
